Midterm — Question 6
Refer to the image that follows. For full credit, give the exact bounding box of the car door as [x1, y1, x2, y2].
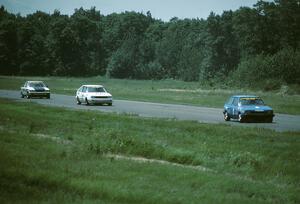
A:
[21, 82, 27, 95]
[77, 86, 83, 101]
[80, 86, 87, 102]
[225, 97, 234, 117]
[232, 97, 239, 118]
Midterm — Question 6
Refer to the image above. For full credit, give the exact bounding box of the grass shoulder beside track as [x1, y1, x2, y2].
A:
[0, 99, 299, 203]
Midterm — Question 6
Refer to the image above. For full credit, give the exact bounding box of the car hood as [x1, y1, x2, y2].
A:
[239, 105, 273, 111]
[28, 87, 50, 91]
[87, 92, 112, 97]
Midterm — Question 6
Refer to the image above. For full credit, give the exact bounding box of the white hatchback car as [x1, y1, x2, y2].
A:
[76, 85, 113, 106]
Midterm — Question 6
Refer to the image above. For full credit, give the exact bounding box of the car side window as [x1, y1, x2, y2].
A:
[24, 82, 27, 87]
[232, 98, 238, 106]
[82, 86, 87, 92]
[78, 87, 83, 92]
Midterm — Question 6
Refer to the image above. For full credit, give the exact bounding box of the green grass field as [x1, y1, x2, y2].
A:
[0, 99, 299, 203]
[0, 75, 300, 114]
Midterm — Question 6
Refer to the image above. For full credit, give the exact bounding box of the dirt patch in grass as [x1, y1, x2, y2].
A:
[105, 154, 289, 189]
[33, 133, 72, 145]
[0, 125, 72, 145]
[106, 153, 214, 172]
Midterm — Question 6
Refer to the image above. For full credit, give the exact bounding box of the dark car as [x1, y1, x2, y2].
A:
[21, 81, 50, 99]
[223, 95, 274, 123]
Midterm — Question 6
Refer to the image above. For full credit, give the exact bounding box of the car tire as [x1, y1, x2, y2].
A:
[108, 103, 112, 106]
[21, 92, 24, 98]
[47, 94, 50, 99]
[76, 97, 81, 105]
[26, 93, 31, 99]
[224, 111, 230, 121]
[85, 98, 89, 106]
[238, 113, 244, 123]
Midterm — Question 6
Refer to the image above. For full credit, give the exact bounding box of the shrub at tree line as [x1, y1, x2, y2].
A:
[0, 0, 299, 89]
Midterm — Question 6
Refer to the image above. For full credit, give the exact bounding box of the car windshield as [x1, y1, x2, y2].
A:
[87, 87, 105, 93]
[239, 98, 264, 106]
[29, 82, 46, 88]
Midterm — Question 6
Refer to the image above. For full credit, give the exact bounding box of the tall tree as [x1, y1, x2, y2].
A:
[0, 6, 18, 75]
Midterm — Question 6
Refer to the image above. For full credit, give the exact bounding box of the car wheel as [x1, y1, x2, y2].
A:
[108, 103, 112, 106]
[238, 113, 244, 123]
[224, 111, 230, 121]
[26, 93, 30, 99]
[76, 97, 81, 105]
[47, 94, 50, 99]
[85, 98, 89, 106]
[21, 92, 24, 98]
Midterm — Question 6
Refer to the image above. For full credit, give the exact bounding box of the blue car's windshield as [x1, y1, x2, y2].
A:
[239, 98, 264, 106]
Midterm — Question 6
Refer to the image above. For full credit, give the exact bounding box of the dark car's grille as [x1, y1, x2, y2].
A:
[35, 89, 45, 92]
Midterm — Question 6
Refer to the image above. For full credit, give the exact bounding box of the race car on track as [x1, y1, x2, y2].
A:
[21, 81, 50, 99]
[76, 85, 113, 106]
[223, 95, 274, 123]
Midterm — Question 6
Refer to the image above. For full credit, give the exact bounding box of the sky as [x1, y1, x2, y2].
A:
[0, 0, 258, 21]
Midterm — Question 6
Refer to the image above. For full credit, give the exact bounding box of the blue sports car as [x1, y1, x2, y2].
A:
[223, 95, 275, 123]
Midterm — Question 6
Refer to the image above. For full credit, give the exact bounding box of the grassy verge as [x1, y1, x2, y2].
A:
[0, 75, 299, 114]
[0, 99, 299, 203]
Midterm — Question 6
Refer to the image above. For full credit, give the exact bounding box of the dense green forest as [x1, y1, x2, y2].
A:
[0, 0, 299, 89]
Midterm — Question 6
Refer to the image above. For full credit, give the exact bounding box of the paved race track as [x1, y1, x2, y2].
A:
[1, 90, 299, 132]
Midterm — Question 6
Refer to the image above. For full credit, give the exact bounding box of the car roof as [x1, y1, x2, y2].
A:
[27, 81, 44, 83]
[82, 85, 103, 87]
[232, 95, 259, 98]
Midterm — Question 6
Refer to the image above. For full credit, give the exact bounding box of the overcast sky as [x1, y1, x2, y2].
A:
[1, 0, 258, 21]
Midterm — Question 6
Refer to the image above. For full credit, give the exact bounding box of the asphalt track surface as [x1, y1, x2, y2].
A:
[0, 90, 299, 132]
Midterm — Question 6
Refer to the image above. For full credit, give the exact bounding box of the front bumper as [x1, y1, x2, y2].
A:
[241, 111, 274, 120]
[87, 98, 112, 104]
[28, 92, 50, 97]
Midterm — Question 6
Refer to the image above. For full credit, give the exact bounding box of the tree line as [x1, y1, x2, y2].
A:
[0, 0, 299, 89]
